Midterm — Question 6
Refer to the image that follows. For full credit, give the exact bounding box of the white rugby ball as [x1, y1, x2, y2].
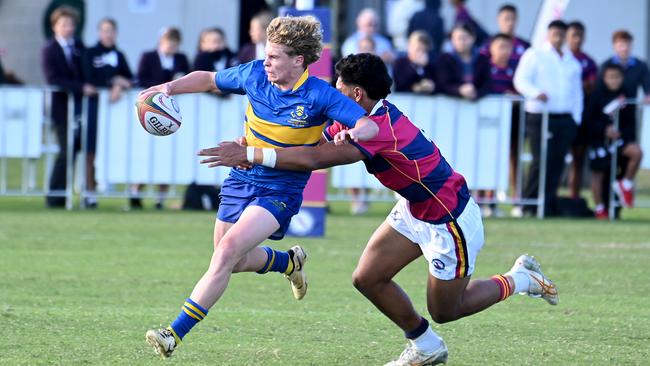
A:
[135, 92, 182, 136]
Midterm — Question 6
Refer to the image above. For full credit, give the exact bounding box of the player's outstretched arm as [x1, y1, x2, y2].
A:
[139, 71, 219, 98]
[333, 117, 379, 145]
[198, 141, 365, 172]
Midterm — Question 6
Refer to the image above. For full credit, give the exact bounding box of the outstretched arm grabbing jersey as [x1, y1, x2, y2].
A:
[198, 137, 365, 171]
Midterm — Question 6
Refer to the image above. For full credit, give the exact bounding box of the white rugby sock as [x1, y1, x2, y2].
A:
[508, 271, 530, 293]
[622, 179, 634, 190]
[410, 327, 442, 353]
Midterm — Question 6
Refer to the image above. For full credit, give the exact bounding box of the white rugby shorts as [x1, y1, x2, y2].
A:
[386, 197, 484, 280]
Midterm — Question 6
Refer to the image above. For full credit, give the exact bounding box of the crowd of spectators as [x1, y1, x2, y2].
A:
[0, 1, 646, 217]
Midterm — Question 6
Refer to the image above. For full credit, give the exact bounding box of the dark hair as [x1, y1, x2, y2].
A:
[335, 53, 392, 100]
[161, 27, 182, 43]
[451, 22, 476, 38]
[567, 21, 585, 33]
[498, 4, 517, 14]
[98, 17, 117, 30]
[50, 5, 79, 27]
[602, 63, 624, 75]
[492, 33, 513, 43]
[548, 20, 568, 31]
[612, 29, 633, 43]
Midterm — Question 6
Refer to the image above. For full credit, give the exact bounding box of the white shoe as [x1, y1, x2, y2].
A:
[285, 245, 308, 300]
[384, 340, 448, 366]
[145, 328, 178, 358]
[507, 254, 559, 305]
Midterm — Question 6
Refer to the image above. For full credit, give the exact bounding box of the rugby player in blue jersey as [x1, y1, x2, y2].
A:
[140, 16, 379, 358]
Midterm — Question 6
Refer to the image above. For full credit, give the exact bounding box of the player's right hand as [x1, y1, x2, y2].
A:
[138, 82, 171, 100]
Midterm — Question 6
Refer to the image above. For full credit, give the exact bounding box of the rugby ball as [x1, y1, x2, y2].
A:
[135, 92, 182, 136]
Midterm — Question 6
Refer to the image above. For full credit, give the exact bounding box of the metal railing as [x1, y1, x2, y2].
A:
[1, 86, 648, 218]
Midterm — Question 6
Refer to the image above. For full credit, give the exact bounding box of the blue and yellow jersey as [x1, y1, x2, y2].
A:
[215, 60, 366, 192]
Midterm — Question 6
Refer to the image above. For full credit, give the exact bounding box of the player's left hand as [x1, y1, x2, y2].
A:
[333, 129, 355, 145]
[198, 141, 251, 169]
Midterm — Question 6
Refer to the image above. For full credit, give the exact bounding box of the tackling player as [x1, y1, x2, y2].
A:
[199, 53, 559, 366]
[141, 16, 379, 358]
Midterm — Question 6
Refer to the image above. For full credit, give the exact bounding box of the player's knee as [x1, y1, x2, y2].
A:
[213, 237, 243, 267]
[352, 269, 373, 292]
[427, 306, 460, 324]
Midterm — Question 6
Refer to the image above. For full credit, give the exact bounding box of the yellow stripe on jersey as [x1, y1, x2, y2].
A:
[245, 104, 325, 148]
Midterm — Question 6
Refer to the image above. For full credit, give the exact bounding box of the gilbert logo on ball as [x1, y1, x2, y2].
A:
[135, 92, 182, 136]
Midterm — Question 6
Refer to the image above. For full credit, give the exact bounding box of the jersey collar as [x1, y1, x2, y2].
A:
[370, 99, 385, 116]
[292, 68, 310, 91]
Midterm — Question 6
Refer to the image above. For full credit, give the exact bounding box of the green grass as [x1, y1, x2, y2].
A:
[1, 198, 650, 365]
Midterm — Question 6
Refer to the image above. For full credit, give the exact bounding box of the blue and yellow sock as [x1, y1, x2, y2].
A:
[168, 298, 208, 342]
[257, 246, 295, 275]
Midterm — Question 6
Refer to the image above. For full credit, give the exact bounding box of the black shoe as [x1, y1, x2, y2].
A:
[84, 197, 98, 209]
[46, 196, 65, 208]
[129, 197, 143, 209]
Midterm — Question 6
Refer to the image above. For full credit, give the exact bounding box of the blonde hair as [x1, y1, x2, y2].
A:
[266, 16, 323, 67]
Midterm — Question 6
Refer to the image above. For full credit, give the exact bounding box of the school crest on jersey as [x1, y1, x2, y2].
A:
[289, 105, 309, 127]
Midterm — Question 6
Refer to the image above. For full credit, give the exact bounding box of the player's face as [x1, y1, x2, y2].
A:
[264, 42, 303, 85]
[603, 69, 624, 91]
[98, 21, 116, 48]
[335, 77, 362, 103]
[497, 11, 516, 35]
[566, 28, 583, 52]
[53, 16, 76, 39]
[614, 40, 632, 60]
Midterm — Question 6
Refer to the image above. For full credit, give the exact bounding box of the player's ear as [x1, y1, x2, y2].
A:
[354, 86, 363, 103]
[295, 54, 305, 68]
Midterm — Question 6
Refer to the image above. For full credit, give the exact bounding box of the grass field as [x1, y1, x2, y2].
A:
[1, 197, 650, 365]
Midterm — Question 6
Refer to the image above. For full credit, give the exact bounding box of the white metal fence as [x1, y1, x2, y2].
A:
[1, 86, 648, 218]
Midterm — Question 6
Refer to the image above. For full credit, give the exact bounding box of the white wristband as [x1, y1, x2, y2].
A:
[261, 148, 277, 168]
[246, 146, 255, 163]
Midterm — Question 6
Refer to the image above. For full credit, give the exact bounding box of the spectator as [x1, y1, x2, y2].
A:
[387, 0, 424, 52]
[42, 6, 97, 208]
[601, 30, 650, 101]
[194, 28, 237, 72]
[82, 18, 133, 208]
[341, 8, 394, 63]
[514, 20, 583, 216]
[565, 21, 598, 200]
[0, 53, 23, 85]
[450, 0, 489, 46]
[393, 30, 436, 94]
[134, 27, 190, 209]
[436, 23, 490, 100]
[238, 11, 272, 64]
[480, 4, 530, 63]
[137, 27, 190, 89]
[585, 63, 643, 218]
[358, 35, 376, 55]
[408, 0, 445, 56]
[487, 33, 516, 95]
[484, 33, 518, 217]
